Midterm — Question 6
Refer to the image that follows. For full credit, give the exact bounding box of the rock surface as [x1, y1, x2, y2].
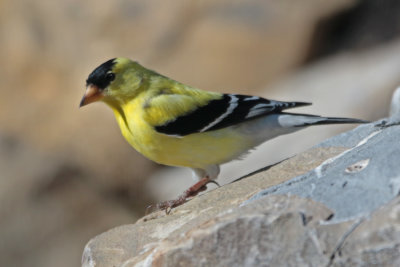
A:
[82, 122, 400, 267]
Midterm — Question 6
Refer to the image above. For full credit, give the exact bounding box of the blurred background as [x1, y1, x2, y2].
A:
[1, 0, 400, 266]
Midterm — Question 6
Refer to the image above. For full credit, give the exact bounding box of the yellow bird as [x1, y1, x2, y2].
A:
[80, 58, 367, 211]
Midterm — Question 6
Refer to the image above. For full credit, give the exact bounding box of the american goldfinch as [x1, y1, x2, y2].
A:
[80, 58, 367, 212]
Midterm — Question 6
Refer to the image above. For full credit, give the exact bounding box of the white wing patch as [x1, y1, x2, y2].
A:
[243, 96, 260, 101]
[200, 95, 239, 132]
[245, 103, 272, 118]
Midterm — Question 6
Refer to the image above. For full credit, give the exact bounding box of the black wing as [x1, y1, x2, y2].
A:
[155, 94, 311, 136]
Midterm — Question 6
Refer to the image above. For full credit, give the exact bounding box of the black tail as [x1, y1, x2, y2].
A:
[280, 112, 369, 127]
[276, 101, 312, 111]
[304, 116, 369, 126]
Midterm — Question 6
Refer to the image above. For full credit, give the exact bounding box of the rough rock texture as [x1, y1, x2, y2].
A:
[247, 123, 400, 221]
[82, 122, 400, 267]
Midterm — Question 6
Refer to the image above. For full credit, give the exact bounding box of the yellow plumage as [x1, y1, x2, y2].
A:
[80, 57, 366, 211]
[103, 59, 252, 171]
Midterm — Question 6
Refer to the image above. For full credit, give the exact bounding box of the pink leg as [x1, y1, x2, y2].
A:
[147, 177, 220, 215]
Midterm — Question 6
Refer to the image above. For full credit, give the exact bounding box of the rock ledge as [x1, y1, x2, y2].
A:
[82, 122, 400, 267]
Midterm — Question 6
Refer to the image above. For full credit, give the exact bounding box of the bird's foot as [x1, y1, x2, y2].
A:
[146, 177, 219, 215]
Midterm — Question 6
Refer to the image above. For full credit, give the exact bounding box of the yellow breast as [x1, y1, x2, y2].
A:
[110, 100, 252, 169]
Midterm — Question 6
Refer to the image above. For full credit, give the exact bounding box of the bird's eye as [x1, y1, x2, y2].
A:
[106, 72, 115, 82]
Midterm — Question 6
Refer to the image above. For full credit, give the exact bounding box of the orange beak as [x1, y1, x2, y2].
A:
[80, 84, 104, 107]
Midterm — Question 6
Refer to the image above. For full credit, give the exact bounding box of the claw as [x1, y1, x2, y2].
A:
[206, 180, 220, 187]
[146, 177, 219, 215]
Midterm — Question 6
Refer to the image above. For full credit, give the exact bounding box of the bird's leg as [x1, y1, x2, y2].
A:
[154, 177, 219, 214]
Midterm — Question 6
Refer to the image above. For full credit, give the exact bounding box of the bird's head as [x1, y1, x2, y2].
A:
[80, 57, 147, 107]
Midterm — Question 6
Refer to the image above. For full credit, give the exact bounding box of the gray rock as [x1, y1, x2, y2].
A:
[245, 123, 400, 222]
[82, 122, 400, 267]
[83, 195, 334, 267]
[331, 197, 400, 266]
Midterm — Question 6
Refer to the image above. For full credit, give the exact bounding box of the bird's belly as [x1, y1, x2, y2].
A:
[125, 124, 252, 169]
